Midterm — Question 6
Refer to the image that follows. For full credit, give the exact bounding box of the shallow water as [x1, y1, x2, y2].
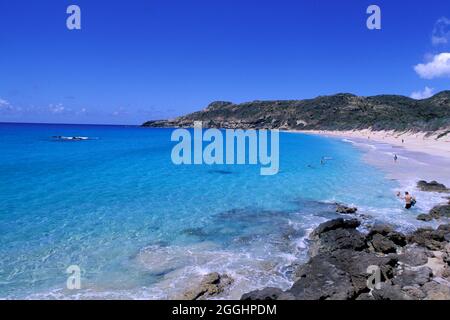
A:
[0, 123, 440, 299]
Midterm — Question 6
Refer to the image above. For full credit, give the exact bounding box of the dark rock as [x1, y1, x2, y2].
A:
[370, 233, 397, 254]
[429, 205, 450, 219]
[392, 267, 433, 287]
[241, 287, 293, 300]
[368, 224, 394, 237]
[408, 227, 447, 250]
[438, 224, 450, 242]
[371, 283, 412, 300]
[311, 218, 360, 237]
[336, 204, 358, 214]
[399, 246, 430, 266]
[387, 231, 407, 247]
[294, 249, 398, 298]
[181, 272, 233, 300]
[417, 214, 433, 222]
[241, 219, 450, 300]
[438, 224, 450, 232]
[324, 250, 398, 293]
[309, 228, 367, 256]
[355, 293, 375, 300]
[289, 254, 356, 300]
[417, 180, 449, 193]
[367, 224, 406, 247]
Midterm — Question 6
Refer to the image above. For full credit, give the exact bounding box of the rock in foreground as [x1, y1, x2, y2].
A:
[181, 272, 233, 300]
[242, 219, 450, 300]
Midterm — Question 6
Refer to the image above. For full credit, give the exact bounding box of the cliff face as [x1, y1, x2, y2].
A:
[142, 91, 450, 133]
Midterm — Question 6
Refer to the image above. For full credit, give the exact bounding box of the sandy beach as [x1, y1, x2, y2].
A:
[293, 130, 450, 160]
[288, 129, 450, 218]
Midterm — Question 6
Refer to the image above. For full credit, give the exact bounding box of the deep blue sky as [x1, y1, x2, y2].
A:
[0, 0, 449, 124]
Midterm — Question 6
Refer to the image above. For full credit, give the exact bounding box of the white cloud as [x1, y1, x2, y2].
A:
[432, 17, 450, 45]
[0, 98, 14, 113]
[414, 52, 450, 79]
[410, 86, 434, 100]
[111, 107, 129, 116]
[0, 98, 10, 108]
[49, 103, 70, 114]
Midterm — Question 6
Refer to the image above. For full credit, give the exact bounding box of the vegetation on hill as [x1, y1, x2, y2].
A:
[143, 91, 450, 133]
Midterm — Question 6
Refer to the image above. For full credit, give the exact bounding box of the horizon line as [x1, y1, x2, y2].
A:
[0, 121, 141, 127]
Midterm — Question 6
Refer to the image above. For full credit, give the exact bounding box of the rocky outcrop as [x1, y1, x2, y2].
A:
[242, 220, 450, 300]
[310, 218, 360, 236]
[308, 218, 367, 256]
[417, 180, 450, 193]
[143, 91, 450, 133]
[336, 204, 358, 214]
[241, 287, 292, 300]
[417, 214, 433, 222]
[429, 205, 450, 219]
[416, 204, 450, 221]
[181, 272, 233, 300]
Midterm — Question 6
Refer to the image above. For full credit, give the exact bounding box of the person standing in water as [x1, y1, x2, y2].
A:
[394, 154, 398, 162]
[397, 191, 415, 209]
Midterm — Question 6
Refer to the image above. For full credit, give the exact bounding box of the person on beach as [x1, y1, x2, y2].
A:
[397, 191, 416, 209]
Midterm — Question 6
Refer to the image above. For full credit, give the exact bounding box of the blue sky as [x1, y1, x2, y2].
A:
[0, 0, 449, 124]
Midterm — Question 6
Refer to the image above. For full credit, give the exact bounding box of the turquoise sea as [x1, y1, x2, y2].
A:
[0, 123, 424, 299]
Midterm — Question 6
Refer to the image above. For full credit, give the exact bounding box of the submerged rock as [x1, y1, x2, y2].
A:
[336, 204, 358, 214]
[417, 214, 433, 222]
[181, 272, 233, 300]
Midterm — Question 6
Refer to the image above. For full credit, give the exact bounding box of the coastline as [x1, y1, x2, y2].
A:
[288, 129, 450, 212]
[287, 130, 450, 200]
[239, 132, 450, 300]
[183, 129, 450, 300]
[290, 129, 450, 160]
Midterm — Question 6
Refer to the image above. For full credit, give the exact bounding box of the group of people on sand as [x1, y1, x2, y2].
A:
[396, 191, 416, 209]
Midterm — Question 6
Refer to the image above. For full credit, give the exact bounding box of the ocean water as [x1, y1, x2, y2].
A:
[0, 123, 434, 299]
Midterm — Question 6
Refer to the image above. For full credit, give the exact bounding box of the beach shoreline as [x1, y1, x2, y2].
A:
[241, 131, 450, 301]
[287, 129, 450, 215]
[289, 129, 450, 160]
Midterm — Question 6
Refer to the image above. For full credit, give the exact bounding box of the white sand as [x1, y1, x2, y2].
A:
[286, 129, 450, 213]
[292, 130, 450, 159]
